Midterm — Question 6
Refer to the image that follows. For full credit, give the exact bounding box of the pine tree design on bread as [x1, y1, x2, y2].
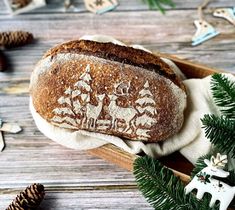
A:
[135, 81, 157, 139]
[51, 64, 92, 129]
[50, 64, 158, 140]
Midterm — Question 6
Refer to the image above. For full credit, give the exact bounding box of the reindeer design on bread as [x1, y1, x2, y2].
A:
[185, 154, 235, 210]
[50, 64, 157, 140]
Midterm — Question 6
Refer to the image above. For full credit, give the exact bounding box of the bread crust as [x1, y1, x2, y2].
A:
[30, 40, 187, 142]
[44, 40, 185, 90]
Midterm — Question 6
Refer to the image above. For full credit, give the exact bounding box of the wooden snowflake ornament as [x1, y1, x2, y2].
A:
[185, 154, 235, 210]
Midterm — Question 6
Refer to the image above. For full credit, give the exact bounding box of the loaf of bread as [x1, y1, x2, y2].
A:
[30, 40, 187, 142]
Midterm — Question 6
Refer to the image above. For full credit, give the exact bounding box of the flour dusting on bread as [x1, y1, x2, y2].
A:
[30, 40, 187, 142]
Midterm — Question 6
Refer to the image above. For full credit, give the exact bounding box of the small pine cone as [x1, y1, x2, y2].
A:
[6, 183, 45, 210]
[0, 31, 33, 48]
[0, 50, 7, 72]
[11, 0, 32, 9]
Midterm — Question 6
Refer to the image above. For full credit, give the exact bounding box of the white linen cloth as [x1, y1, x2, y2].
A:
[30, 35, 235, 165]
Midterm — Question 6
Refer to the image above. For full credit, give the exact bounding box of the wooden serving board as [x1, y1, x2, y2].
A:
[87, 52, 226, 184]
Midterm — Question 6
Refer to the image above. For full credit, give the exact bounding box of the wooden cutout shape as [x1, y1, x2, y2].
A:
[84, 0, 119, 14]
[213, 7, 235, 26]
[185, 155, 235, 210]
[0, 119, 22, 152]
[0, 123, 22, 133]
[192, 20, 220, 46]
[0, 131, 4, 151]
[3, 0, 46, 15]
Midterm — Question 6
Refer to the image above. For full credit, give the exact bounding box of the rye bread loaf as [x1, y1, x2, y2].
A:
[30, 40, 187, 142]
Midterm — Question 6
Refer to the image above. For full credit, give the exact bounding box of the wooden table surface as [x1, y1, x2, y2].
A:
[0, 0, 235, 209]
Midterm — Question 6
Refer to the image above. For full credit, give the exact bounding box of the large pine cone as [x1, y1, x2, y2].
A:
[6, 183, 45, 210]
[0, 31, 33, 48]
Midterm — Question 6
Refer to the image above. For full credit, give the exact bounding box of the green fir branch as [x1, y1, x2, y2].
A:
[191, 154, 212, 178]
[142, 0, 175, 13]
[201, 114, 235, 158]
[133, 156, 218, 210]
[211, 74, 235, 119]
[227, 170, 235, 186]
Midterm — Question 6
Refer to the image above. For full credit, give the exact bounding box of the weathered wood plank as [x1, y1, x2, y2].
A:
[0, 10, 234, 81]
[1, 0, 235, 14]
[0, 188, 152, 209]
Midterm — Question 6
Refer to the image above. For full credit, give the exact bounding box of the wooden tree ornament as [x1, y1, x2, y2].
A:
[6, 183, 45, 210]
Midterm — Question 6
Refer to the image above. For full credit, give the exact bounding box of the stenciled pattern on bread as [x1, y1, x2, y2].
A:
[31, 40, 187, 142]
[50, 64, 158, 140]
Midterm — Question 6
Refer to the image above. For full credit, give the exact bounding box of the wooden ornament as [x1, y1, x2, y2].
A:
[185, 154, 235, 210]
[0, 131, 4, 152]
[213, 7, 235, 26]
[192, 0, 220, 46]
[0, 118, 22, 152]
[84, 0, 118, 14]
[0, 122, 22, 133]
[3, 0, 46, 15]
[192, 20, 219, 46]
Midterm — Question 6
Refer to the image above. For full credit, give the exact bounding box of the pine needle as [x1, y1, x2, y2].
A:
[133, 156, 218, 210]
[227, 170, 235, 186]
[142, 0, 175, 14]
[201, 114, 235, 158]
[191, 154, 212, 178]
[211, 74, 235, 119]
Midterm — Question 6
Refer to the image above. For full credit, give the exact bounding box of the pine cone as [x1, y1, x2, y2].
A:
[6, 183, 45, 210]
[0, 31, 33, 48]
[11, 0, 31, 9]
[0, 50, 7, 72]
